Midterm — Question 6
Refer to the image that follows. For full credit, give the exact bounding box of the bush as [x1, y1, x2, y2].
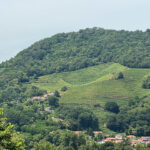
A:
[61, 86, 68, 92]
[54, 90, 60, 97]
[47, 96, 59, 107]
[142, 76, 150, 89]
[56, 106, 99, 130]
[116, 72, 124, 80]
[104, 102, 120, 114]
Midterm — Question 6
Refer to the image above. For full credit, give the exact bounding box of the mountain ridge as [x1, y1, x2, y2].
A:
[1, 27, 150, 78]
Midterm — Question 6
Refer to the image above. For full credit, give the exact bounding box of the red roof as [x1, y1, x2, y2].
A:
[74, 131, 82, 134]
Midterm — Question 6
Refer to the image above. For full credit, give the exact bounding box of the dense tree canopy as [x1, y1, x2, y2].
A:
[56, 106, 99, 130]
[142, 76, 150, 89]
[104, 102, 120, 114]
[47, 96, 59, 108]
[0, 109, 25, 150]
[1, 28, 150, 80]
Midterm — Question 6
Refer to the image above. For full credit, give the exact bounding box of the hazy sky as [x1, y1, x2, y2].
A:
[0, 0, 150, 62]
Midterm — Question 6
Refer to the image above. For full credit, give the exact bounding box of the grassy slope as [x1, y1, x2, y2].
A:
[30, 63, 150, 132]
[32, 63, 150, 106]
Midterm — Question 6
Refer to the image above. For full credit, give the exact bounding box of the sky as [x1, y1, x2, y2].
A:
[0, 0, 150, 62]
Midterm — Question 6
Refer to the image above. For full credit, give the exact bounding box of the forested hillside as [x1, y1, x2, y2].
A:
[1, 28, 150, 78]
[1, 28, 150, 149]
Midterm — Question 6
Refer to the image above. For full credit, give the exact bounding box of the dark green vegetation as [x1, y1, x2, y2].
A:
[0, 109, 25, 150]
[48, 96, 59, 107]
[107, 100, 150, 135]
[104, 102, 120, 114]
[143, 76, 150, 89]
[1, 63, 150, 149]
[1, 28, 150, 149]
[1, 27, 150, 80]
[116, 72, 124, 79]
[56, 106, 99, 130]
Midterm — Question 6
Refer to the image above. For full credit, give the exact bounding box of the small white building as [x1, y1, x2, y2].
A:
[115, 134, 123, 140]
[98, 140, 105, 144]
[126, 135, 136, 140]
[45, 107, 53, 112]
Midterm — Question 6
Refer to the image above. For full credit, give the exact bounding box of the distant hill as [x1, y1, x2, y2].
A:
[1, 27, 150, 78]
[2, 28, 150, 149]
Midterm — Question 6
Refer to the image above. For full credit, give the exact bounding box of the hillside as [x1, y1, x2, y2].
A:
[1, 28, 150, 79]
[32, 63, 150, 106]
[1, 28, 150, 149]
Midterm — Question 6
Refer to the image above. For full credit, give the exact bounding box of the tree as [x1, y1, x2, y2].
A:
[116, 72, 124, 79]
[142, 76, 150, 89]
[61, 86, 68, 92]
[0, 109, 25, 150]
[48, 96, 59, 107]
[104, 102, 120, 114]
[33, 141, 57, 150]
[54, 91, 60, 97]
[60, 131, 86, 150]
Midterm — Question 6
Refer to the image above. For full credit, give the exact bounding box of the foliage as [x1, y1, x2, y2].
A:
[104, 102, 120, 114]
[142, 76, 150, 89]
[61, 86, 68, 92]
[33, 140, 57, 150]
[0, 109, 25, 150]
[116, 72, 124, 79]
[47, 96, 59, 107]
[54, 90, 60, 97]
[0, 84, 46, 102]
[1, 28, 150, 90]
[1, 27, 150, 149]
[56, 106, 99, 130]
[106, 102, 150, 135]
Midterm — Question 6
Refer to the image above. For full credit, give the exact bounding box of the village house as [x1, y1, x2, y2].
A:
[115, 134, 123, 140]
[32, 96, 45, 105]
[104, 137, 116, 142]
[32, 96, 43, 101]
[44, 93, 51, 98]
[74, 131, 83, 135]
[98, 140, 105, 144]
[128, 136, 150, 147]
[139, 137, 150, 145]
[126, 135, 136, 140]
[49, 92, 55, 96]
[99, 134, 150, 147]
[93, 131, 103, 137]
[131, 140, 139, 147]
[45, 107, 53, 112]
[115, 140, 123, 143]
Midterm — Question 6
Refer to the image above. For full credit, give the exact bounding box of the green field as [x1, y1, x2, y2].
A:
[32, 63, 150, 106]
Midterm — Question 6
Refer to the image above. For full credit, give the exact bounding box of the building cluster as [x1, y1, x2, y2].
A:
[130, 136, 150, 146]
[99, 134, 123, 144]
[32, 92, 55, 102]
[100, 135, 150, 146]
[74, 131, 150, 147]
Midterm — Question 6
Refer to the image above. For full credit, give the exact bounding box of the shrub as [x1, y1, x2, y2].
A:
[61, 86, 68, 92]
[104, 102, 120, 114]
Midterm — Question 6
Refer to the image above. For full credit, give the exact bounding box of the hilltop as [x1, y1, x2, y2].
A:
[1, 27, 150, 78]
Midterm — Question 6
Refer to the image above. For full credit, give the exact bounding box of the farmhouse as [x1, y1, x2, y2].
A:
[45, 107, 53, 112]
[115, 134, 123, 140]
[93, 131, 103, 137]
[32, 96, 44, 101]
[126, 135, 136, 140]
[74, 131, 83, 135]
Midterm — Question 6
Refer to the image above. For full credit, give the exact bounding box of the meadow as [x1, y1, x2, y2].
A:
[32, 63, 150, 106]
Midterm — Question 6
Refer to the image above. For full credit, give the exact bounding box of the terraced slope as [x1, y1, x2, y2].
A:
[32, 63, 150, 106]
